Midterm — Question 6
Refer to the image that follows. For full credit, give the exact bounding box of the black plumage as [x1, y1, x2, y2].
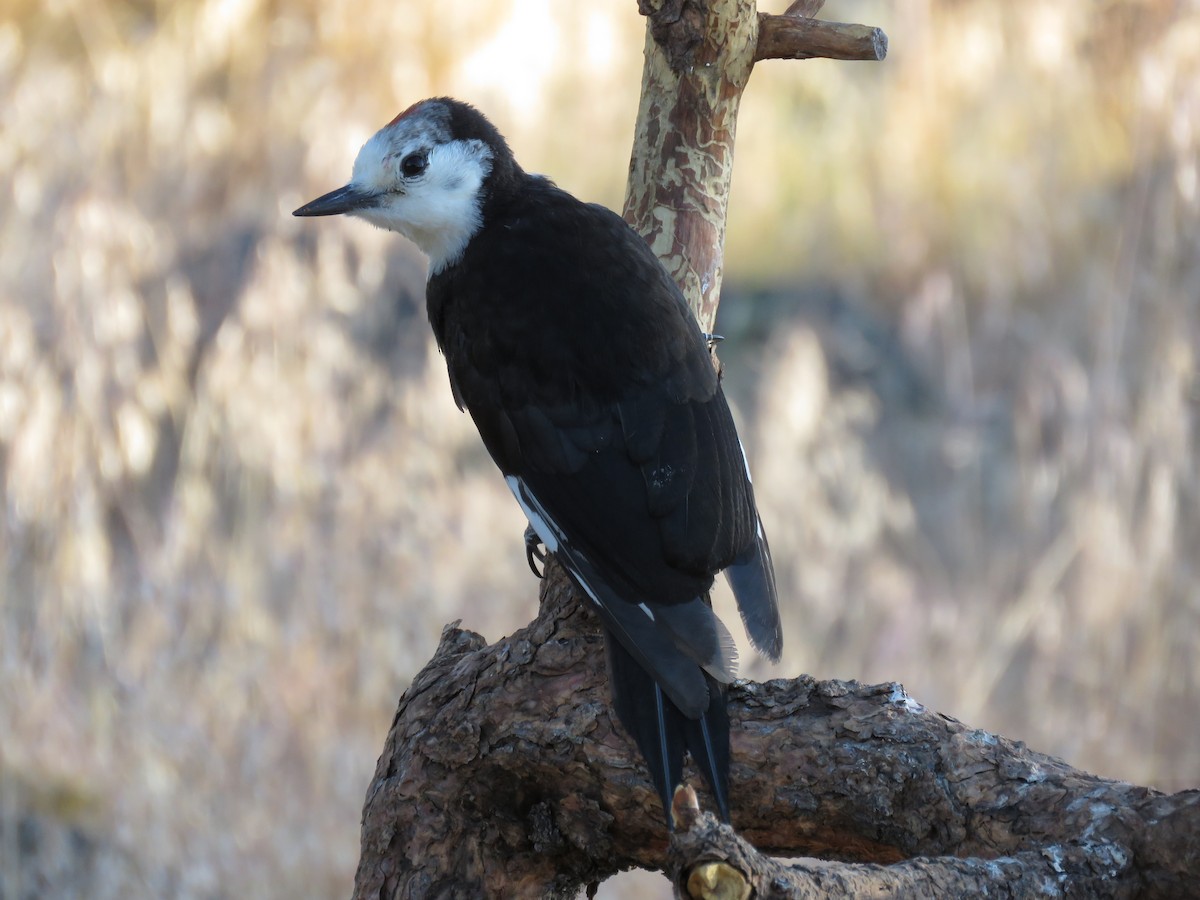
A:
[295, 98, 782, 826]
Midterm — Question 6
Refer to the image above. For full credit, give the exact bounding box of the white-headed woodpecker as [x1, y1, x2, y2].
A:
[294, 98, 782, 827]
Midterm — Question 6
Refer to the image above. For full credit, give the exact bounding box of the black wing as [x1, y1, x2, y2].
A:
[427, 179, 781, 820]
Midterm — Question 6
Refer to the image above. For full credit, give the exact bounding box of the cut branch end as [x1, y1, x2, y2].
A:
[755, 14, 888, 62]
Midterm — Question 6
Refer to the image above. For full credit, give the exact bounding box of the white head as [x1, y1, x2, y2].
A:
[295, 99, 506, 275]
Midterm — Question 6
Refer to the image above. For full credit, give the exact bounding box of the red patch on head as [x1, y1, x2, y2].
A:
[387, 101, 426, 127]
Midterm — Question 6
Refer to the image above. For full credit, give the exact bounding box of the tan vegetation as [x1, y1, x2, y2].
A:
[1, 0, 1196, 896]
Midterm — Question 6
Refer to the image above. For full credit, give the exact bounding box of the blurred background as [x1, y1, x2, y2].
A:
[1, 0, 1197, 896]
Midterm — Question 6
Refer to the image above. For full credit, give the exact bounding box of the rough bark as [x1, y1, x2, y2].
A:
[352, 562, 1200, 898]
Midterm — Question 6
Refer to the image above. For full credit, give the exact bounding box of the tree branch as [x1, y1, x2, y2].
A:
[352, 561, 1200, 898]
[755, 14, 889, 63]
[667, 814, 1174, 899]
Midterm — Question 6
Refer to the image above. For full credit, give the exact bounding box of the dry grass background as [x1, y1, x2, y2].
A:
[1, 0, 1197, 897]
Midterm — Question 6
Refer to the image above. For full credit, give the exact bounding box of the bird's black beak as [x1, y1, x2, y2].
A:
[293, 184, 380, 217]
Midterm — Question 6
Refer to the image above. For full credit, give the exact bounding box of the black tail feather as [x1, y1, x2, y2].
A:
[606, 634, 731, 826]
[725, 526, 783, 661]
[682, 686, 730, 819]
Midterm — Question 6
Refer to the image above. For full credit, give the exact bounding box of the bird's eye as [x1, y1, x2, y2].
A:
[400, 152, 428, 178]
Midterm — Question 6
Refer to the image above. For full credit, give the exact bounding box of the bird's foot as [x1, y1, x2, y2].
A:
[524, 525, 547, 578]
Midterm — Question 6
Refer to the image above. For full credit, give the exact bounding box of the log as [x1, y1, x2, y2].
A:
[352, 562, 1200, 898]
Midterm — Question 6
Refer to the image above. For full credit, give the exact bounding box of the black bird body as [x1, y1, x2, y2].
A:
[429, 178, 748, 605]
[294, 98, 782, 825]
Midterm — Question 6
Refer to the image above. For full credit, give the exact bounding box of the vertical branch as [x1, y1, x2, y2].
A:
[623, 0, 759, 334]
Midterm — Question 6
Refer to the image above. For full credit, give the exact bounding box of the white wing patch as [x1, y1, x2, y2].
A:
[505, 475, 560, 554]
[737, 436, 754, 485]
[736, 438, 766, 540]
[506, 476, 609, 615]
[505, 473, 735, 711]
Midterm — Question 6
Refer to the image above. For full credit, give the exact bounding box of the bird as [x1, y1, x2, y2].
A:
[294, 97, 782, 827]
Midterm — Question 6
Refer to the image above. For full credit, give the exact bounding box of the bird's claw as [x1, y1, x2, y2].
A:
[524, 525, 547, 578]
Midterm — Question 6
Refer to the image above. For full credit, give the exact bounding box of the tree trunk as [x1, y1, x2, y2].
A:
[622, 0, 758, 333]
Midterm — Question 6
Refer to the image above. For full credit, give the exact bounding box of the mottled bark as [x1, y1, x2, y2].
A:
[622, 1, 887, 333]
[352, 562, 1200, 898]
[623, 0, 758, 334]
